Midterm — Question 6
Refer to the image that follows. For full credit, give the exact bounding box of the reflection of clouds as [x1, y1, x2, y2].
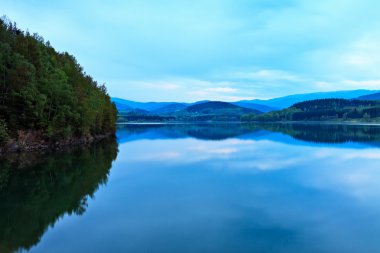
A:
[313, 148, 380, 160]
[189, 145, 237, 155]
[342, 151, 380, 160]
[119, 138, 314, 170]
[289, 147, 380, 201]
[121, 139, 252, 163]
[119, 138, 380, 201]
[138, 151, 181, 161]
[229, 157, 305, 171]
[110, 136, 380, 253]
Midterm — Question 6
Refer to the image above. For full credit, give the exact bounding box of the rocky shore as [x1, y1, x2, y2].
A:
[0, 130, 114, 155]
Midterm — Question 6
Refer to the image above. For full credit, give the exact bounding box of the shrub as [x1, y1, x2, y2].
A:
[0, 119, 9, 145]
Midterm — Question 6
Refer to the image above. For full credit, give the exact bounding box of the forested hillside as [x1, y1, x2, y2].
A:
[0, 17, 117, 147]
[117, 101, 261, 122]
[242, 99, 380, 122]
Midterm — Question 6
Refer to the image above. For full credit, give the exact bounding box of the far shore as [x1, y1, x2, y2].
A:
[116, 121, 380, 126]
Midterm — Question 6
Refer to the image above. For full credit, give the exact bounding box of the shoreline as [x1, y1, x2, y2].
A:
[250, 121, 380, 126]
[0, 133, 115, 156]
[117, 121, 242, 125]
[117, 121, 380, 126]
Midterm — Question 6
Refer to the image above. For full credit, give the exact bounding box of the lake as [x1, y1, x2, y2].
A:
[2, 123, 380, 253]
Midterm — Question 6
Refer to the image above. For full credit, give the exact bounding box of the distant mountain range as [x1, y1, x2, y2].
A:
[112, 89, 380, 116]
[111, 98, 175, 111]
[242, 98, 380, 123]
[111, 98, 275, 114]
[183, 101, 261, 115]
[357, 92, 380, 101]
[243, 89, 378, 109]
[116, 101, 261, 122]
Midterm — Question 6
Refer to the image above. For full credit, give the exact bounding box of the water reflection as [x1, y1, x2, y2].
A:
[117, 123, 261, 141]
[260, 123, 380, 145]
[0, 139, 118, 253]
[117, 123, 380, 146]
[3, 123, 380, 252]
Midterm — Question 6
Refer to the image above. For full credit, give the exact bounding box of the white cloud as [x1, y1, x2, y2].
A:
[204, 87, 237, 93]
[342, 80, 380, 88]
[227, 69, 305, 82]
[143, 82, 180, 90]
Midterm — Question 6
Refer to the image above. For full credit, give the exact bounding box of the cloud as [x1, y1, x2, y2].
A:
[342, 80, 380, 88]
[227, 69, 305, 82]
[187, 87, 249, 102]
[143, 82, 180, 90]
[204, 87, 237, 93]
[4, 0, 380, 101]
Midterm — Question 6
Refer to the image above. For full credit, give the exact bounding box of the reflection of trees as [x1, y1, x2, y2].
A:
[117, 124, 262, 141]
[119, 123, 380, 145]
[256, 123, 380, 144]
[0, 139, 118, 253]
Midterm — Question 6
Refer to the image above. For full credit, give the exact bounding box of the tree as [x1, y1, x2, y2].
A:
[0, 17, 117, 142]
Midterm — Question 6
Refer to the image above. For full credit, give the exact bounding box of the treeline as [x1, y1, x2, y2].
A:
[118, 114, 245, 123]
[242, 99, 380, 122]
[0, 17, 117, 144]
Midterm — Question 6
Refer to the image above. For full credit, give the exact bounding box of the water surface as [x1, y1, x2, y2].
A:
[2, 123, 380, 253]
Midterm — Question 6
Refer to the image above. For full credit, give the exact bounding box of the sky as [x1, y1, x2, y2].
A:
[3, 0, 380, 102]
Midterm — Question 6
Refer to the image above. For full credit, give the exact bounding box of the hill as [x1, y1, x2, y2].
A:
[184, 101, 259, 114]
[244, 90, 379, 109]
[118, 101, 262, 122]
[357, 92, 380, 101]
[173, 101, 262, 121]
[113, 103, 131, 111]
[242, 98, 380, 122]
[171, 101, 261, 122]
[151, 103, 188, 114]
[232, 102, 277, 112]
[113, 90, 380, 115]
[111, 98, 178, 111]
[0, 17, 117, 152]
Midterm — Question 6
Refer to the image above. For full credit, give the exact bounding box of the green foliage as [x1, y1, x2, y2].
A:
[242, 99, 380, 122]
[0, 119, 8, 144]
[0, 17, 117, 140]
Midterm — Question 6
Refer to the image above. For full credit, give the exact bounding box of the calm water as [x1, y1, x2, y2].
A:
[2, 123, 380, 252]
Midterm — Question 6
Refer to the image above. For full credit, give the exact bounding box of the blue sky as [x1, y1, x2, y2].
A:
[3, 0, 380, 102]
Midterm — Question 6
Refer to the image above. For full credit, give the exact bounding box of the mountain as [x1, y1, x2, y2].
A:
[118, 108, 150, 115]
[243, 90, 379, 109]
[111, 98, 178, 111]
[232, 102, 277, 112]
[113, 89, 380, 118]
[183, 101, 261, 115]
[111, 98, 216, 114]
[190, 100, 210, 105]
[117, 101, 262, 122]
[114, 103, 131, 111]
[242, 98, 380, 122]
[151, 103, 188, 114]
[356, 92, 380, 100]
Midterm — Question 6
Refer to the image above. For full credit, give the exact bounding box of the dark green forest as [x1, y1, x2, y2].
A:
[242, 98, 380, 122]
[0, 17, 117, 145]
